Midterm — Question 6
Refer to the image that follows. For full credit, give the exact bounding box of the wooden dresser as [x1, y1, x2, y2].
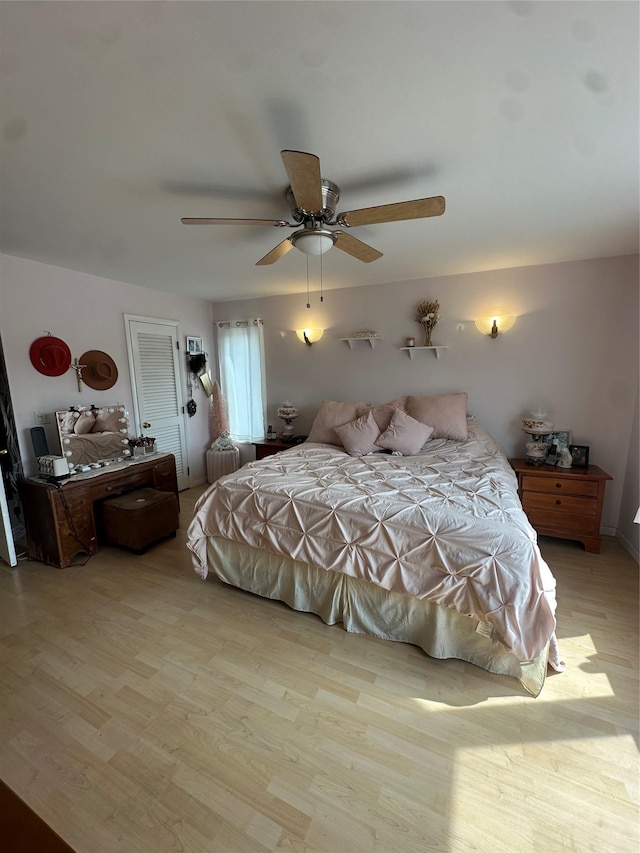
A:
[19, 453, 179, 568]
[509, 458, 612, 553]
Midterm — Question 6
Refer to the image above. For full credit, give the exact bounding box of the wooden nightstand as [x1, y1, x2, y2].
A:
[509, 458, 612, 553]
[252, 439, 293, 460]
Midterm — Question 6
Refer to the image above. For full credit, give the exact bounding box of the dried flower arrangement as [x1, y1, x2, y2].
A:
[414, 299, 440, 346]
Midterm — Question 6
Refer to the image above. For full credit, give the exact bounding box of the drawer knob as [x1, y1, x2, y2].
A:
[555, 482, 562, 488]
[556, 499, 562, 505]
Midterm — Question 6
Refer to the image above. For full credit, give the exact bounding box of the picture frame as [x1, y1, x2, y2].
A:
[569, 444, 590, 468]
[543, 429, 573, 453]
[186, 336, 203, 355]
[543, 429, 572, 464]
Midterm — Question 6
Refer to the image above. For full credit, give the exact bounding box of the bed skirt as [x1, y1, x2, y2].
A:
[204, 536, 548, 696]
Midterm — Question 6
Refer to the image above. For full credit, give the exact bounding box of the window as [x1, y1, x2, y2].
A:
[217, 319, 266, 442]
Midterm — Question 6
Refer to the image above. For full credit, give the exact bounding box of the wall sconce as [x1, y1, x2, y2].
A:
[474, 316, 516, 339]
[295, 328, 324, 346]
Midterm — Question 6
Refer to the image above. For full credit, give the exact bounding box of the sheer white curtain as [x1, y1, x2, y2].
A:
[217, 319, 266, 442]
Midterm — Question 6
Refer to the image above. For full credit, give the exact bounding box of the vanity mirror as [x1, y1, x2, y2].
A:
[56, 404, 131, 470]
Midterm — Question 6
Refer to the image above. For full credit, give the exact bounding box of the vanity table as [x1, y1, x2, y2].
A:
[19, 453, 178, 568]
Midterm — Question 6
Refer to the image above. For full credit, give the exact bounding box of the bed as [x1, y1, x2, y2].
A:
[187, 395, 564, 696]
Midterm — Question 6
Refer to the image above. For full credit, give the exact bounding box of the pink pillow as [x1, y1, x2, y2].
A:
[307, 400, 370, 446]
[74, 410, 95, 434]
[368, 397, 407, 432]
[60, 411, 78, 433]
[375, 408, 434, 455]
[93, 406, 127, 433]
[334, 410, 381, 456]
[405, 392, 468, 441]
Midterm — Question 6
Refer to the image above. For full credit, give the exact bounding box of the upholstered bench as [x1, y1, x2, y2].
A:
[101, 487, 179, 553]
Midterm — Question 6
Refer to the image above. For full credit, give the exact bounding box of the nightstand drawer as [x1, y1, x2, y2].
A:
[522, 492, 597, 516]
[521, 474, 599, 497]
[525, 507, 598, 535]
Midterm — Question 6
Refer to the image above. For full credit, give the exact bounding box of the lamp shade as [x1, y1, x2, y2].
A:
[277, 401, 298, 437]
[291, 230, 334, 256]
[295, 329, 324, 345]
[277, 402, 298, 422]
[474, 315, 516, 336]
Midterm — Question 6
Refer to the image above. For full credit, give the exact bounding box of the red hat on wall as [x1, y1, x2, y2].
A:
[29, 335, 71, 377]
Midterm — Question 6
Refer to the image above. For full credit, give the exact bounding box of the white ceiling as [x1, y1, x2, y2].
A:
[1, 1, 638, 302]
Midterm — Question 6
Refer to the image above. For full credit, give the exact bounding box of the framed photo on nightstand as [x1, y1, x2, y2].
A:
[543, 429, 572, 464]
[569, 444, 590, 468]
[544, 429, 572, 452]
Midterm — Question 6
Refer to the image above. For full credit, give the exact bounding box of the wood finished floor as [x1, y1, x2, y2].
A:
[0, 484, 637, 852]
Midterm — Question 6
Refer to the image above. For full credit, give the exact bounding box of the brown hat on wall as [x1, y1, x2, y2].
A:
[29, 335, 71, 377]
[80, 350, 118, 391]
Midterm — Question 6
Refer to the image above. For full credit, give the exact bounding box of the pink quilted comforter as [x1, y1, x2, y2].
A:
[188, 423, 563, 667]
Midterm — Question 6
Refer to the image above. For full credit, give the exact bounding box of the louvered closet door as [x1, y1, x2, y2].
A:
[124, 316, 189, 490]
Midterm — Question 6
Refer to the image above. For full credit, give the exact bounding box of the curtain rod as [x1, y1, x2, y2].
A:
[216, 319, 263, 329]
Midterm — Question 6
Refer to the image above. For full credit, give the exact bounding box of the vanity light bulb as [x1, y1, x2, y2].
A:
[65, 450, 72, 457]
[63, 437, 70, 445]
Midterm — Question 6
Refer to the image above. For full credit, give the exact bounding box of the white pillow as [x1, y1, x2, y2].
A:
[375, 408, 434, 455]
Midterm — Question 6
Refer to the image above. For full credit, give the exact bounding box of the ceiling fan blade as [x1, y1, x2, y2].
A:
[256, 238, 294, 266]
[333, 231, 383, 263]
[281, 150, 323, 212]
[337, 195, 445, 227]
[181, 217, 289, 226]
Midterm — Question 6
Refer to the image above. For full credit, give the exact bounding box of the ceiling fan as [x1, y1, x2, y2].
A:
[181, 150, 445, 265]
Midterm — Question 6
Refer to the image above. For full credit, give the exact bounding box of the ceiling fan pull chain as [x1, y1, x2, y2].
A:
[320, 250, 324, 303]
[306, 255, 311, 309]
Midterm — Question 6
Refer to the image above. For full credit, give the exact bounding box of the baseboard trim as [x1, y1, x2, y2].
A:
[616, 529, 640, 564]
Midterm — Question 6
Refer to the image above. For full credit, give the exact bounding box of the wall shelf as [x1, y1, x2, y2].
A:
[340, 336, 382, 350]
[400, 346, 449, 360]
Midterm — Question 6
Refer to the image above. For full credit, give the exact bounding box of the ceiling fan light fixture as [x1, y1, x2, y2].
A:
[291, 229, 335, 256]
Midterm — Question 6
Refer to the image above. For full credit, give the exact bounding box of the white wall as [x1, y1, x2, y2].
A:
[2, 252, 637, 546]
[211, 255, 639, 535]
[0, 254, 214, 484]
